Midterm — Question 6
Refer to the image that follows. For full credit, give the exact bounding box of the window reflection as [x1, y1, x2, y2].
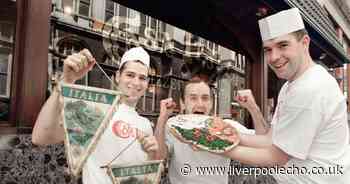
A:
[0, 1, 16, 122]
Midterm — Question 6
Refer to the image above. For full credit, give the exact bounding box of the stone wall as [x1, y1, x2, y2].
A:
[0, 134, 276, 184]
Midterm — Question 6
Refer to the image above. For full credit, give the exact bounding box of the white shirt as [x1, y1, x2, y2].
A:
[166, 118, 254, 184]
[271, 64, 350, 183]
[83, 103, 153, 184]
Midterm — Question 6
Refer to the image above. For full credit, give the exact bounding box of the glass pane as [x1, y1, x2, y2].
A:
[0, 54, 9, 73]
[141, 14, 147, 26]
[79, 3, 90, 16]
[88, 67, 111, 89]
[0, 0, 16, 122]
[64, 45, 73, 55]
[0, 23, 14, 42]
[118, 5, 127, 17]
[0, 74, 7, 96]
[191, 35, 199, 43]
[161, 23, 166, 32]
[62, 0, 73, 10]
[151, 19, 156, 29]
[106, 0, 114, 11]
[105, 11, 114, 22]
[0, 99, 9, 121]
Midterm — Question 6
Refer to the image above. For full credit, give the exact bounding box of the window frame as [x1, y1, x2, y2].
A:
[0, 21, 15, 99]
[77, 0, 91, 17]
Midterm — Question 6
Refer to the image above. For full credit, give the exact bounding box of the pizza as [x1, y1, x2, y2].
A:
[167, 114, 239, 153]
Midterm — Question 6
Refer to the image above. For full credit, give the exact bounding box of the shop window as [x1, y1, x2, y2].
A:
[0, 47, 13, 98]
[105, 0, 115, 22]
[78, 0, 90, 17]
[51, 35, 87, 87]
[146, 16, 164, 38]
[87, 65, 114, 90]
[0, 21, 15, 121]
[62, 0, 74, 12]
[137, 62, 160, 113]
[203, 40, 218, 59]
[104, 1, 141, 34]
[61, 0, 90, 17]
[50, 30, 118, 94]
[140, 14, 147, 27]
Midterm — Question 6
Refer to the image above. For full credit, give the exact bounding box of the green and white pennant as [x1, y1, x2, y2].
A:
[60, 83, 122, 177]
[106, 160, 164, 184]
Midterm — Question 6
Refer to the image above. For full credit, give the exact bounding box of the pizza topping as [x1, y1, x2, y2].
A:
[193, 128, 201, 140]
[172, 125, 234, 151]
[206, 134, 215, 142]
[169, 115, 240, 153]
[212, 117, 225, 130]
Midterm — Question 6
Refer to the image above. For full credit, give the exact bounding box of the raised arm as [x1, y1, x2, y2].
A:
[154, 98, 176, 160]
[32, 49, 96, 146]
[235, 89, 270, 134]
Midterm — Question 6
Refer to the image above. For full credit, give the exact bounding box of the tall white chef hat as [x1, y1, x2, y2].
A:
[258, 8, 305, 41]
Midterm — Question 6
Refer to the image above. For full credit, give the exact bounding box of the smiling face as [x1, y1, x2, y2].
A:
[263, 31, 310, 81]
[181, 81, 213, 115]
[115, 61, 149, 106]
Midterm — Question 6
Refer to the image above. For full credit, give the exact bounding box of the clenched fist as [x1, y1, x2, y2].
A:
[63, 49, 96, 84]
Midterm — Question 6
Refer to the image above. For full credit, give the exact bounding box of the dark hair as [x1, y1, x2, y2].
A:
[119, 60, 148, 73]
[291, 29, 308, 41]
[180, 75, 213, 101]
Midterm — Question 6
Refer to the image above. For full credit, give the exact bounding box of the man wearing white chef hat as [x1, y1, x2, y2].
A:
[230, 7, 350, 183]
[32, 46, 159, 184]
